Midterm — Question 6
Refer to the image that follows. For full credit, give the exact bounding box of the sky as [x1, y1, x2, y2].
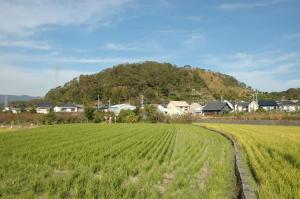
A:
[0, 0, 299, 96]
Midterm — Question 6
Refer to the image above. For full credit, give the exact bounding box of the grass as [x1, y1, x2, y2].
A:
[201, 123, 300, 199]
[0, 123, 235, 199]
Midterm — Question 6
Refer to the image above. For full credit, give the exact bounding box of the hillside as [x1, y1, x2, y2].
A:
[45, 61, 253, 105]
[261, 88, 300, 100]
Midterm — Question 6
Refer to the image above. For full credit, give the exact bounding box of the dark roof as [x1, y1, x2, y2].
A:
[37, 102, 52, 108]
[203, 102, 232, 111]
[99, 104, 109, 109]
[237, 102, 250, 107]
[161, 102, 168, 108]
[278, 100, 296, 106]
[60, 103, 77, 108]
[258, 100, 278, 107]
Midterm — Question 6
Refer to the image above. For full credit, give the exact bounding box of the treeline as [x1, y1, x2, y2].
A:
[258, 88, 300, 100]
[45, 61, 253, 106]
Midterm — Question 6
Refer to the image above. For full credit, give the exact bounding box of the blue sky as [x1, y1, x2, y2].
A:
[0, 0, 299, 96]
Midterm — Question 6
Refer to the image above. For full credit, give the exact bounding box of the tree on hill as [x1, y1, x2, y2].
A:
[45, 61, 254, 105]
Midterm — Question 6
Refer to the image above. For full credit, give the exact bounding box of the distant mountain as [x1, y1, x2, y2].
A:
[45, 61, 254, 105]
[0, 95, 40, 105]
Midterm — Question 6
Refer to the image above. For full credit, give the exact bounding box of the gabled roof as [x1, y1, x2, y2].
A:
[258, 100, 278, 107]
[169, 101, 189, 107]
[37, 102, 52, 108]
[203, 102, 231, 111]
[160, 102, 168, 108]
[237, 102, 250, 107]
[60, 103, 77, 108]
[278, 100, 296, 106]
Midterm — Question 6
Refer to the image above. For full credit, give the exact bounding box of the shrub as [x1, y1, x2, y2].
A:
[144, 105, 165, 123]
[117, 110, 138, 123]
[84, 107, 95, 121]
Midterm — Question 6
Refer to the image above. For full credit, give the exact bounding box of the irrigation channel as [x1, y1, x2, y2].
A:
[200, 125, 255, 199]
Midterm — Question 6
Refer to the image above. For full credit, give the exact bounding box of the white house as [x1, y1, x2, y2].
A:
[36, 102, 53, 114]
[258, 100, 278, 111]
[54, 104, 84, 113]
[248, 101, 259, 112]
[189, 102, 203, 115]
[110, 104, 136, 115]
[235, 101, 258, 112]
[277, 100, 297, 112]
[11, 107, 21, 114]
[157, 102, 168, 115]
[167, 101, 189, 115]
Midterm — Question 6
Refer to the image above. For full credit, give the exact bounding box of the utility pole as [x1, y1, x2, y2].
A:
[4, 95, 8, 108]
[255, 91, 258, 103]
[140, 94, 144, 109]
[97, 94, 100, 111]
[108, 99, 111, 112]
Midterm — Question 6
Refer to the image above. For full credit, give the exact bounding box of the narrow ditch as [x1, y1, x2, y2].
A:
[199, 126, 255, 199]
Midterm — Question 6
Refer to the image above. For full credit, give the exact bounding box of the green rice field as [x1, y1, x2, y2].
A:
[0, 124, 235, 199]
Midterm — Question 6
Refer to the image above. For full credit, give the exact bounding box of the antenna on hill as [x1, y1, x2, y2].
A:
[55, 65, 60, 87]
[4, 95, 8, 107]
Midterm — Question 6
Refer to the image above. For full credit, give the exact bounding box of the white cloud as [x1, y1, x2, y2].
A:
[218, 0, 285, 11]
[0, 0, 134, 35]
[104, 43, 138, 51]
[201, 50, 300, 91]
[0, 39, 51, 50]
[56, 57, 146, 64]
[0, 65, 92, 96]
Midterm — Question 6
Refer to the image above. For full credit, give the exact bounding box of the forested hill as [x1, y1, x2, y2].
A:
[45, 61, 254, 105]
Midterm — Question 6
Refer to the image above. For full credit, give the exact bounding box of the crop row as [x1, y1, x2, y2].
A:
[0, 124, 235, 199]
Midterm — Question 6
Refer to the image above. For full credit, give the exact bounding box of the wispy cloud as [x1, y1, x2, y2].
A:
[0, 39, 51, 50]
[201, 50, 300, 91]
[218, 0, 285, 11]
[0, 0, 134, 35]
[104, 43, 139, 51]
[0, 51, 149, 65]
[0, 65, 92, 96]
[56, 57, 145, 64]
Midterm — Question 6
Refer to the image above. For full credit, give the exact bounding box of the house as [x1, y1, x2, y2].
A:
[167, 101, 189, 115]
[202, 101, 232, 115]
[109, 104, 136, 115]
[2, 106, 10, 112]
[189, 102, 204, 115]
[36, 102, 53, 114]
[97, 104, 110, 112]
[223, 100, 235, 111]
[277, 100, 297, 112]
[54, 103, 83, 113]
[157, 102, 168, 115]
[235, 102, 250, 112]
[248, 101, 259, 112]
[11, 107, 21, 114]
[258, 100, 278, 111]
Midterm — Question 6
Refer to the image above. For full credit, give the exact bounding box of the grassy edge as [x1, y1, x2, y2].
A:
[192, 123, 237, 199]
[194, 123, 258, 198]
